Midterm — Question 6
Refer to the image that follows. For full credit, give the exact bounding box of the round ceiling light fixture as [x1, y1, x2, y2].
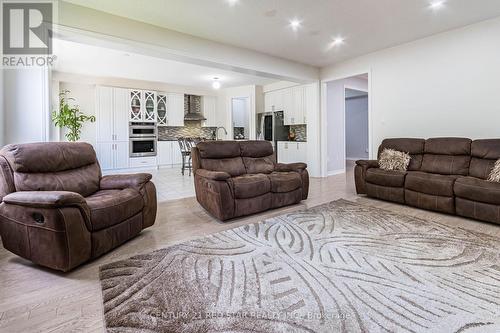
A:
[212, 77, 221, 90]
[289, 19, 302, 31]
[429, 0, 446, 10]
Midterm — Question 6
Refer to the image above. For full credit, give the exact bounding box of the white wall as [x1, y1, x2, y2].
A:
[59, 82, 97, 146]
[346, 94, 369, 160]
[326, 77, 368, 174]
[4, 68, 50, 144]
[321, 17, 500, 157]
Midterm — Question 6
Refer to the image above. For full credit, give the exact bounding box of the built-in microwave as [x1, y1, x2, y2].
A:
[130, 137, 157, 157]
[129, 123, 157, 138]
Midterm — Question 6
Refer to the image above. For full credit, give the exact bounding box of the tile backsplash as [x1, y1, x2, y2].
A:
[158, 122, 216, 140]
[290, 125, 307, 141]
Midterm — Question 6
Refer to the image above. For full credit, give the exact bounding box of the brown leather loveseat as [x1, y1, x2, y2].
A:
[0, 142, 157, 271]
[355, 137, 500, 225]
[192, 140, 309, 220]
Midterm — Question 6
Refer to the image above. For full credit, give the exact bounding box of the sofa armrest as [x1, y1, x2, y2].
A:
[355, 160, 379, 168]
[195, 169, 231, 181]
[2, 191, 86, 208]
[100, 173, 152, 190]
[275, 162, 307, 172]
[354, 160, 379, 195]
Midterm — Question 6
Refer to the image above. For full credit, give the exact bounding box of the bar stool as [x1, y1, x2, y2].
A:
[178, 138, 192, 176]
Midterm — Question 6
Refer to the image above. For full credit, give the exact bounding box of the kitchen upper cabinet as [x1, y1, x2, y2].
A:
[277, 141, 307, 164]
[202, 96, 220, 127]
[157, 93, 167, 125]
[265, 90, 285, 113]
[143, 91, 157, 122]
[96, 86, 114, 142]
[113, 88, 129, 141]
[166, 93, 184, 126]
[129, 90, 157, 122]
[97, 86, 129, 142]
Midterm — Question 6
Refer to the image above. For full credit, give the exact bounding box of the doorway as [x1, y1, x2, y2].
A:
[231, 97, 250, 140]
[345, 87, 369, 170]
[324, 73, 369, 176]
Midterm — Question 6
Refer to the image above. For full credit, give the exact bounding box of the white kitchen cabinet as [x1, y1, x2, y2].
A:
[129, 90, 157, 123]
[96, 86, 114, 142]
[157, 93, 167, 125]
[166, 93, 185, 126]
[157, 141, 182, 167]
[202, 96, 220, 127]
[129, 156, 157, 168]
[277, 141, 307, 164]
[113, 88, 129, 141]
[96, 86, 129, 170]
[97, 142, 129, 170]
[264, 90, 285, 113]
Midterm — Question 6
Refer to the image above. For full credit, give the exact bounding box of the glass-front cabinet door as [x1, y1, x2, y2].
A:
[129, 90, 142, 121]
[157, 93, 167, 125]
[144, 91, 157, 122]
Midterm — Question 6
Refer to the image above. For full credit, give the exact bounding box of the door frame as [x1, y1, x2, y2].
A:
[320, 69, 372, 177]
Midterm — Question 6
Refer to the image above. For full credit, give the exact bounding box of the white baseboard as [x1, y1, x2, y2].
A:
[327, 169, 345, 176]
[346, 157, 367, 161]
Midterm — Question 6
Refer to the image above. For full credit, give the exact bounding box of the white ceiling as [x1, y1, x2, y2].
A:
[63, 0, 500, 67]
[53, 39, 276, 88]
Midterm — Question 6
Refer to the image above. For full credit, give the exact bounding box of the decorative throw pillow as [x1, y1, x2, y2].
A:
[487, 159, 500, 182]
[378, 148, 411, 171]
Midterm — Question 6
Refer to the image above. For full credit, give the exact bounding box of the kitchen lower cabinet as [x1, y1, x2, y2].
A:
[97, 142, 129, 170]
[277, 141, 307, 164]
[157, 141, 183, 167]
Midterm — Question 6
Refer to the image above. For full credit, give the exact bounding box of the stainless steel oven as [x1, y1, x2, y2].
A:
[130, 137, 157, 157]
[129, 123, 157, 137]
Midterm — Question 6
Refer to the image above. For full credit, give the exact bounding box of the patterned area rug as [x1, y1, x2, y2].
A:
[99, 199, 500, 333]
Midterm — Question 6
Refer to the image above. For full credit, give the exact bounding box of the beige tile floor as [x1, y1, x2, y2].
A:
[0, 162, 499, 332]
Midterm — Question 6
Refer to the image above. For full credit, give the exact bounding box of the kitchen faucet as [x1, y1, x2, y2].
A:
[215, 126, 227, 140]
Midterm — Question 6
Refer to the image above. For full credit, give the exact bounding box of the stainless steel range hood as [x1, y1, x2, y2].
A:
[184, 95, 206, 121]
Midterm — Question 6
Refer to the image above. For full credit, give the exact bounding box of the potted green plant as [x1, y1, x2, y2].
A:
[52, 90, 95, 142]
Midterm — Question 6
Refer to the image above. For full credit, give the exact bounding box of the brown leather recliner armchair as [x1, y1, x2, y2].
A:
[0, 142, 157, 271]
[192, 140, 309, 221]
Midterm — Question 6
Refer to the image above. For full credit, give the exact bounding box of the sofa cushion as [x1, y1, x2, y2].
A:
[231, 174, 271, 199]
[378, 138, 425, 171]
[239, 141, 274, 158]
[242, 156, 275, 174]
[365, 168, 406, 187]
[420, 138, 472, 176]
[469, 139, 500, 180]
[196, 141, 241, 159]
[268, 171, 302, 193]
[85, 189, 144, 231]
[405, 171, 458, 197]
[454, 177, 500, 205]
[200, 157, 246, 177]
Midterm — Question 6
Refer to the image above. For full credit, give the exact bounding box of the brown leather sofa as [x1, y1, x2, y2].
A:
[192, 140, 309, 221]
[0, 142, 157, 271]
[355, 137, 500, 225]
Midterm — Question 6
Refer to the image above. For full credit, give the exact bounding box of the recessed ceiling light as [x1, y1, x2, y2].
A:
[289, 19, 302, 31]
[331, 37, 345, 46]
[226, 0, 239, 6]
[264, 9, 277, 17]
[212, 78, 221, 90]
[429, 0, 446, 10]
